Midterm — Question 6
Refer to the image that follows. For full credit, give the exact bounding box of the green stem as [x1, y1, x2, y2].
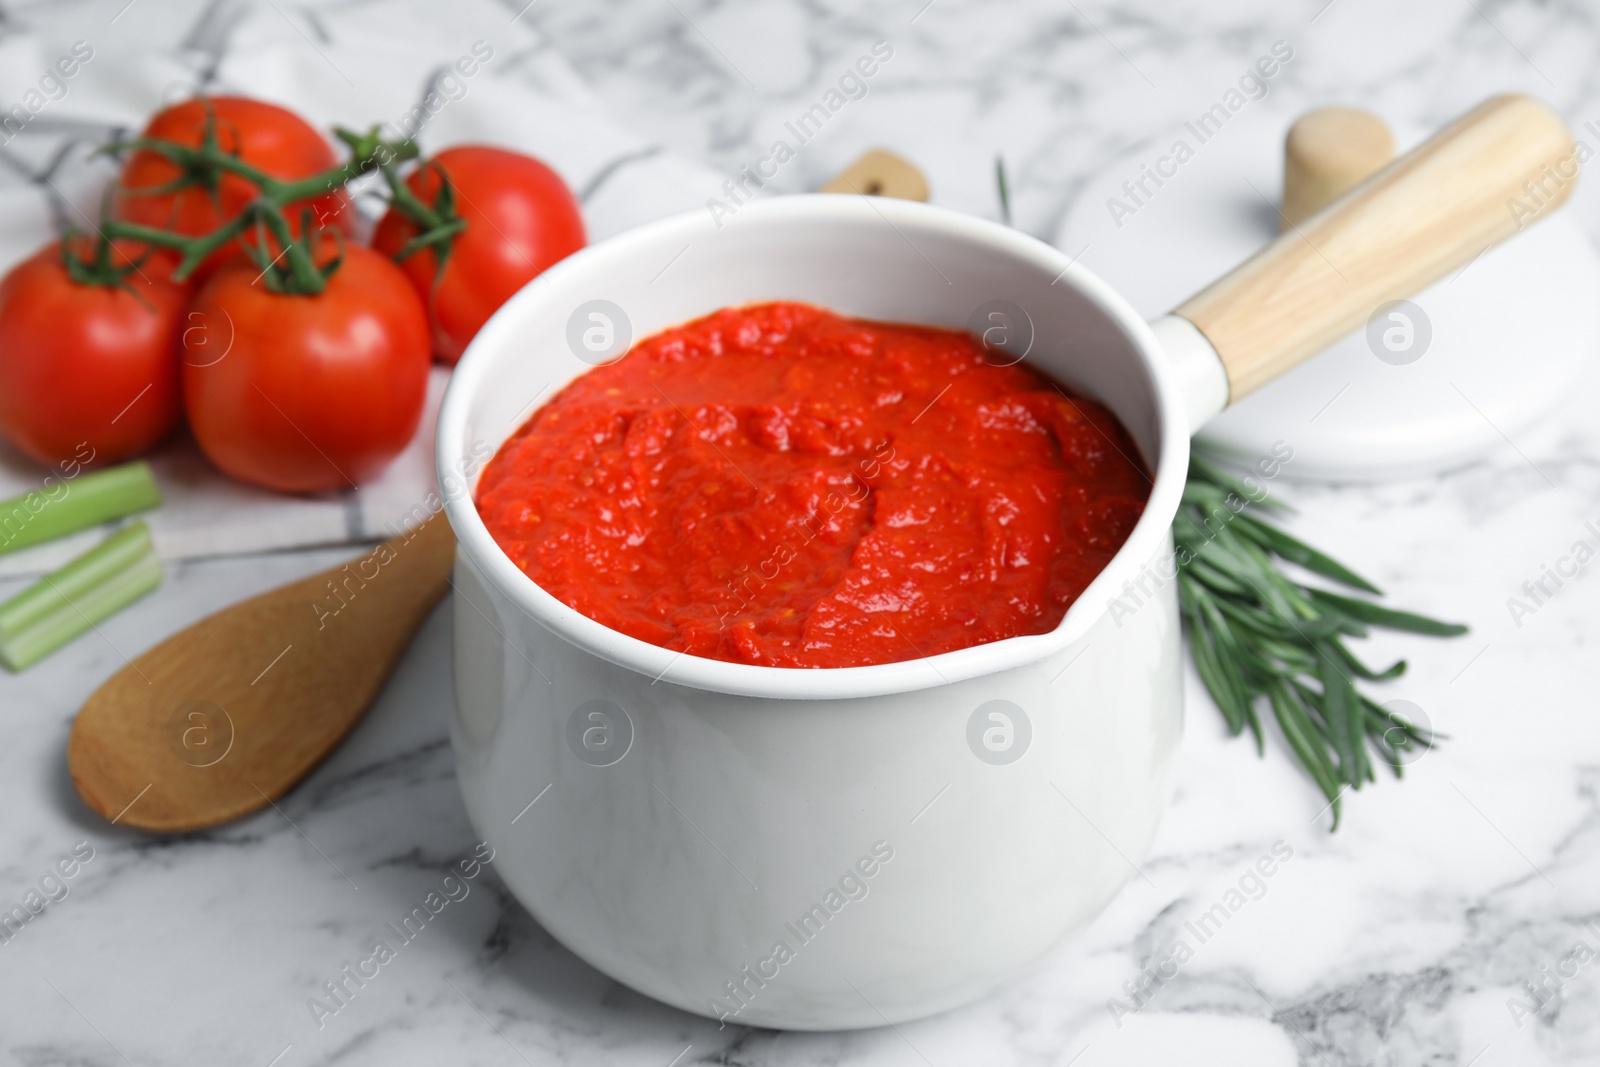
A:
[0, 521, 162, 671]
[98, 214, 255, 281]
[110, 136, 282, 190]
[99, 123, 419, 290]
[110, 134, 401, 204]
[256, 206, 327, 294]
[266, 150, 405, 205]
[373, 155, 445, 229]
[0, 461, 161, 557]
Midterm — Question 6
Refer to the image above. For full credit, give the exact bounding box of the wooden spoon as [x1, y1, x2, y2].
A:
[68, 512, 455, 833]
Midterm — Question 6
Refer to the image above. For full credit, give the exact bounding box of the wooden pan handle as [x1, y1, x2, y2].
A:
[1174, 94, 1578, 401]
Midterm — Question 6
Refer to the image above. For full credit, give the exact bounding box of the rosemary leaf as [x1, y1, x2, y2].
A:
[1189, 589, 1254, 739]
[1189, 454, 1289, 512]
[1316, 643, 1368, 787]
[1188, 604, 1246, 736]
[1361, 692, 1439, 759]
[1232, 510, 1382, 594]
[1306, 588, 1470, 637]
[1325, 639, 1406, 682]
[1267, 679, 1343, 827]
[1205, 602, 1265, 752]
[1185, 555, 1252, 597]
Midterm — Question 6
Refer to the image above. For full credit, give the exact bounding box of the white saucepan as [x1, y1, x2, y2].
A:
[437, 95, 1572, 1029]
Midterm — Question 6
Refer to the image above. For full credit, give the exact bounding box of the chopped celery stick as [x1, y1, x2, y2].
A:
[0, 461, 162, 557]
[0, 521, 162, 671]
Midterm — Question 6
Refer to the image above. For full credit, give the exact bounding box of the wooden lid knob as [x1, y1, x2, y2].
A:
[1280, 107, 1395, 228]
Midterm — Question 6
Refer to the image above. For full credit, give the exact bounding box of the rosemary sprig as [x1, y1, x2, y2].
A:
[1175, 453, 1467, 828]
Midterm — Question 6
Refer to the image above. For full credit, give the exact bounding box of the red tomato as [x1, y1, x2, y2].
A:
[372, 145, 585, 364]
[182, 244, 430, 493]
[114, 96, 353, 279]
[0, 241, 187, 466]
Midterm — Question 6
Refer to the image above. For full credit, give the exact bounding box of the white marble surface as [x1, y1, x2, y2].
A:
[4, 0, 1600, 1063]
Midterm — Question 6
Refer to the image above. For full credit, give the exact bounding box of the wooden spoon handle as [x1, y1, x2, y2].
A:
[1175, 94, 1577, 401]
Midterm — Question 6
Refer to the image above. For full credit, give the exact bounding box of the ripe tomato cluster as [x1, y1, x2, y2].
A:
[0, 96, 585, 493]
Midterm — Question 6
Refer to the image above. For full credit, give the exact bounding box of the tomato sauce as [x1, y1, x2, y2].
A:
[475, 302, 1150, 669]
